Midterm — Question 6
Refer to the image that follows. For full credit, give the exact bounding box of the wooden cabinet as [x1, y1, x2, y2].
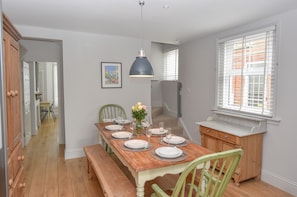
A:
[199, 124, 264, 185]
[3, 14, 25, 196]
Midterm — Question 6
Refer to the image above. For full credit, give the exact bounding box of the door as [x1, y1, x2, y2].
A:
[22, 61, 31, 145]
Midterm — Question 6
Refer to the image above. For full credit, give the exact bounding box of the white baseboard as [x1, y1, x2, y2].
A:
[64, 148, 85, 160]
[262, 169, 297, 196]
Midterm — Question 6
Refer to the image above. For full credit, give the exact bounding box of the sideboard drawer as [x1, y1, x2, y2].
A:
[217, 132, 237, 144]
[200, 126, 218, 138]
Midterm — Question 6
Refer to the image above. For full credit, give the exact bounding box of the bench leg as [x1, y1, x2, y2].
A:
[86, 157, 95, 179]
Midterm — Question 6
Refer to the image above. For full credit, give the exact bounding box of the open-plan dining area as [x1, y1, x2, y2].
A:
[1, 0, 297, 196]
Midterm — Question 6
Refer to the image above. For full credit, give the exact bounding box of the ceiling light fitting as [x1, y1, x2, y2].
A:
[129, 0, 154, 78]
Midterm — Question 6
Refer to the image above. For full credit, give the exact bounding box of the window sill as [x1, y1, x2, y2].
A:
[211, 109, 281, 125]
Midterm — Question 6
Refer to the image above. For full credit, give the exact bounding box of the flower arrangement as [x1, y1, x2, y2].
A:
[131, 102, 147, 135]
[131, 102, 147, 120]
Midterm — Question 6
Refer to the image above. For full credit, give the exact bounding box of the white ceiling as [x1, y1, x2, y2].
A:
[3, 0, 297, 44]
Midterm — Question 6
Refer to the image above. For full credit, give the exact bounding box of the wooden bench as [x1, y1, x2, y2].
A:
[83, 144, 136, 197]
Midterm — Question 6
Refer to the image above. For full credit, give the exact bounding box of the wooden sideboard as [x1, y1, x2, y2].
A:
[197, 114, 266, 185]
[3, 14, 25, 196]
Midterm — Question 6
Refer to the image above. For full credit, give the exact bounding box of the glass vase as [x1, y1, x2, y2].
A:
[135, 119, 143, 135]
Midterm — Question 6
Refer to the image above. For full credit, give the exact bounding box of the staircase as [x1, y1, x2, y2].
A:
[151, 107, 184, 137]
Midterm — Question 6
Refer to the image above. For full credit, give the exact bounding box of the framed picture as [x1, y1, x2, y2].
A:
[101, 62, 122, 88]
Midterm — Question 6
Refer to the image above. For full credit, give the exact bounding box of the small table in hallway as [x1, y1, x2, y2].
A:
[40, 101, 52, 120]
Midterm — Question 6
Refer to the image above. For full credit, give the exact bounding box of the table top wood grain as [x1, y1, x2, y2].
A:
[95, 122, 212, 171]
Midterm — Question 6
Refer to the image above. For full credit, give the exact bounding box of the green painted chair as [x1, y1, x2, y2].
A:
[151, 148, 243, 197]
[98, 104, 127, 123]
[98, 104, 127, 153]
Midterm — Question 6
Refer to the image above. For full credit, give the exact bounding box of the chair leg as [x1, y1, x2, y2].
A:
[51, 110, 56, 121]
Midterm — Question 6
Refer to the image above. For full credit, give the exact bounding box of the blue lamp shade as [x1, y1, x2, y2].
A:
[129, 56, 154, 77]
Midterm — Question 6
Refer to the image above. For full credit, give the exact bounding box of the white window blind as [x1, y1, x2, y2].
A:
[216, 26, 276, 117]
[164, 49, 179, 80]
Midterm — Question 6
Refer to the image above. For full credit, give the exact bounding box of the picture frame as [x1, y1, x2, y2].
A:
[101, 62, 122, 88]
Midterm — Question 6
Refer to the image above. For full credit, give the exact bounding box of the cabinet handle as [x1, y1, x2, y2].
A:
[14, 90, 18, 96]
[7, 91, 12, 97]
[11, 91, 16, 97]
[19, 183, 26, 188]
[17, 155, 25, 161]
[206, 130, 210, 132]
[9, 179, 13, 186]
[224, 135, 228, 139]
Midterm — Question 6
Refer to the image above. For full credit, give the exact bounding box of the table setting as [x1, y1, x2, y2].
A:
[151, 146, 187, 162]
[121, 139, 153, 152]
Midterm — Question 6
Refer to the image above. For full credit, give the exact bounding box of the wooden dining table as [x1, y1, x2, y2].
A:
[95, 122, 212, 197]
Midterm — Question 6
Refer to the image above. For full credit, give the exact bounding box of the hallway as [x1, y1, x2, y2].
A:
[24, 119, 102, 196]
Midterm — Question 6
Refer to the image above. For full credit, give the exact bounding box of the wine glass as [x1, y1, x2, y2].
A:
[146, 126, 152, 144]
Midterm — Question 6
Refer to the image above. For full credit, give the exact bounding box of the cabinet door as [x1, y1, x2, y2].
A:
[201, 134, 217, 152]
[220, 140, 241, 178]
[4, 31, 21, 153]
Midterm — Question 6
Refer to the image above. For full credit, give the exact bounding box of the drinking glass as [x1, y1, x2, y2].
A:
[117, 116, 123, 126]
[146, 126, 152, 143]
[146, 115, 152, 127]
[159, 122, 164, 141]
[166, 128, 172, 140]
[130, 122, 136, 137]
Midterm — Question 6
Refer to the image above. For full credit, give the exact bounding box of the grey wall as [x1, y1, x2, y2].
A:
[179, 8, 297, 196]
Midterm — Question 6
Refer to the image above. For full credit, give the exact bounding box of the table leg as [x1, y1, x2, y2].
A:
[136, 182, 145, 197]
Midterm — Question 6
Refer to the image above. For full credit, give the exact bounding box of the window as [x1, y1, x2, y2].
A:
[164, 49, 179, 80]
[216, 26, 276, 117]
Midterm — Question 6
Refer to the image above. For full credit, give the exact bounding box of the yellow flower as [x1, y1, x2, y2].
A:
[131, 102, 147, 120]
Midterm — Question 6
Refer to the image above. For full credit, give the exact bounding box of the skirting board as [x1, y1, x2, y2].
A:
[64, 148, 85, 160]
[262, 169, 297, 196]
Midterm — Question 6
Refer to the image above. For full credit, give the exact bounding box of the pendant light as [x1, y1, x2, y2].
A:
[129, 0, 154, 77]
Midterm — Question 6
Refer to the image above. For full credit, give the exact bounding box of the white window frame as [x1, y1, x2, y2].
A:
[216, 26, 277, 118]
[164, 49, 179, 81]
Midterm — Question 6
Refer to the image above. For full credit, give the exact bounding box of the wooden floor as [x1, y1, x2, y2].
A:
[24, 118, 294, 197]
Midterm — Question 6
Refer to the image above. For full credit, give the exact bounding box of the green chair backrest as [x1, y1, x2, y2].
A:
[98, 104, 127, 123]
[152, 148, 243, 197]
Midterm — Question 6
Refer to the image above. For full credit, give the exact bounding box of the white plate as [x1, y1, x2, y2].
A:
[163, 136, 186, 145]
[150, 128, 168, 135]
[115, 119, 131, 124]
[124, 139, 148, 149]
[155, 147, 183, 158]
[112, 131, 131, 139]
[105, 125, 123, 131]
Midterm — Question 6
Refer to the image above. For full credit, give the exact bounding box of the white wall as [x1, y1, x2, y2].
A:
[179, 9, 297, 196]
[16, 26, 153, 160]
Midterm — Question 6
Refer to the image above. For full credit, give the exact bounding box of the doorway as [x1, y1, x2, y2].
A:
[20, 38, 65, 145]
